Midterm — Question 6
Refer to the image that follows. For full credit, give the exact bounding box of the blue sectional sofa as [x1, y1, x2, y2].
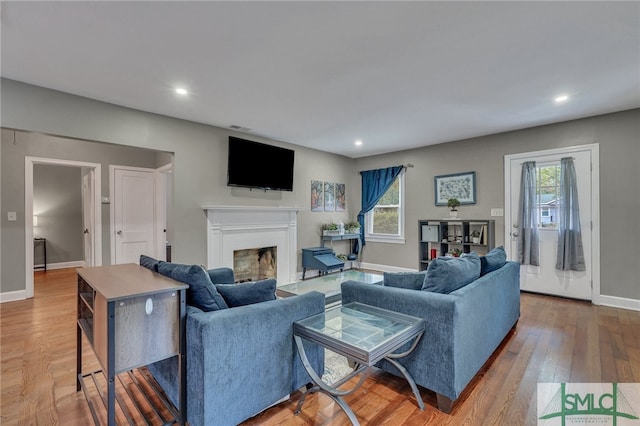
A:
[341, 248, 520, 413]
[140, 256, 325, 426]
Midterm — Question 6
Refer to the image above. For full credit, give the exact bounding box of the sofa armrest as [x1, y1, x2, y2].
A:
[185, 291, 324, 426]
[206, 267, 235, 284]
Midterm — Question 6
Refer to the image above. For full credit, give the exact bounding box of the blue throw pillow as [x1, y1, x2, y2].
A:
[158, 262, 228, 311]
[422, 253, 481, 294]
[480, 246, 507, 276]
[215, 279, 277, 307]
[383, 272, 427, 290]
[139, 254, 159, 272]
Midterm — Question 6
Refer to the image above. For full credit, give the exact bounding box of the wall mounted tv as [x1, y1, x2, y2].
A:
[227, 136, 295, 191]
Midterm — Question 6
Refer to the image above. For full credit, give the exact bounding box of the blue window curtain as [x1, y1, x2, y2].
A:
[517, 161, 539, 266]
[356, 166, 404, 249]
[556, 157, 585, 271]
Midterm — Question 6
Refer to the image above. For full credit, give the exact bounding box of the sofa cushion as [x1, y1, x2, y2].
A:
[422, 253, 481, 294]
[139, 254, 160, 272]
[480, 246, 507, 276]
[158, 262, 228, 311]
[215, 279, 277, 307]
[383, 272, 427, 290]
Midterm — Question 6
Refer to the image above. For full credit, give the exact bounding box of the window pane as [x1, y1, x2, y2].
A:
[377, 179, 399, 205]
[372, 207, 399, 234]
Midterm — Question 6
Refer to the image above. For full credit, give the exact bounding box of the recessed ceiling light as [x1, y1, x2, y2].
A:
[355, 140, 363, 146]
[175, 87, 188, 95]
[554, 95, 569, 103]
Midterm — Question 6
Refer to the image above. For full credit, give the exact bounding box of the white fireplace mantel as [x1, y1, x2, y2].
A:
[203, 206, 302, 284]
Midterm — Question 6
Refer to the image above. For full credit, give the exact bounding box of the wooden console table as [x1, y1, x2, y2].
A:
[76, 264, 188, 425]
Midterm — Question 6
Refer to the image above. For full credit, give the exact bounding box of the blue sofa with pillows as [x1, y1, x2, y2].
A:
[341, 247, 520, 413]
[139, 255, 325, 426]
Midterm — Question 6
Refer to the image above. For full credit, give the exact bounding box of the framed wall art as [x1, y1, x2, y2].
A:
[434, 171, 476, 205]
[324, 181, 335, 211]
[311, 180, 323, 211]
[335, 183, 345, 211]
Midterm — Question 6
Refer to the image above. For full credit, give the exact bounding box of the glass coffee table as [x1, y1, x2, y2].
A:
[293, 302, 425, 425]
[277, 270, 383, 307]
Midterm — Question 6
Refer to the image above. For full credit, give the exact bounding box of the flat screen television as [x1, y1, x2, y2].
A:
[227, 136, 295, 191]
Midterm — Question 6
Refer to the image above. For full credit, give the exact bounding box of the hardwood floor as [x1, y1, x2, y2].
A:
[1, 268, 639, 425]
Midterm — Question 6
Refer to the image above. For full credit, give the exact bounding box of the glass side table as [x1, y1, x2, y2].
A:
[293, 302, 426, 425]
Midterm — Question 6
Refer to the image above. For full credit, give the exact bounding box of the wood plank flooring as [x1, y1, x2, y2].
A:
[1, 268, 639, 425]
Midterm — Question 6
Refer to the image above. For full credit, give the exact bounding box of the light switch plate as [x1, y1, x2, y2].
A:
[8, 212, 17, 221]
[491, 208, 504, 217]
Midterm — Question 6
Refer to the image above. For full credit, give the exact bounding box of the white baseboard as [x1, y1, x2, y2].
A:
[0, 290, 28, 303]
[36, 260, 85, 271]
[597, 295, 640, 312]
[359, 262, 416, 273]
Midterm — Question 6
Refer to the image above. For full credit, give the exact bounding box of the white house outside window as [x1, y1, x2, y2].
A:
[365, 172, 405, 243]
[537, 164, 561, 228]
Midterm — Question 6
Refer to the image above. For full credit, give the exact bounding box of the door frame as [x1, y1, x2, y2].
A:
[109, 165, 166, 263]
[25, 156, 102, 298]
[503, 143, 600, 304]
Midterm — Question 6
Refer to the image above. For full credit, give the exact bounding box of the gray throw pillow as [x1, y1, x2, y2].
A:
[422, 253, 481, 294]
[480, 246, 507, 276]
[383, 272, 427, 290]
[158, 262, 228, 311]
[215, 279, 277, 307]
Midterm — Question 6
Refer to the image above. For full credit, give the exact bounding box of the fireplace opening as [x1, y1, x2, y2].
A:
[233, 246, 277, 283]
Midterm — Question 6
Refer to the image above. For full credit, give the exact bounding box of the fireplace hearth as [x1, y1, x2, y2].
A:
[233, 246, 277, 283]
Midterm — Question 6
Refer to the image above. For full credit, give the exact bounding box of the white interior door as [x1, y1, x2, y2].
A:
[81, 167, 94, 267]
[505, 147, 597, 301]
[112, 167, 156, 264]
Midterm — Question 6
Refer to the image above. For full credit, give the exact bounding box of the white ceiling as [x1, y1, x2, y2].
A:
[1, 1, 638, 158]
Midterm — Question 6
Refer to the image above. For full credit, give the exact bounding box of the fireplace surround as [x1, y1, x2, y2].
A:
[203, 206, 301, 285]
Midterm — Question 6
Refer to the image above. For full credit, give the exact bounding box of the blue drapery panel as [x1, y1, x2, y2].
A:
[517, 161, 539, 265]
[356, 166, 404, 249]
[556, 157, 585, 271]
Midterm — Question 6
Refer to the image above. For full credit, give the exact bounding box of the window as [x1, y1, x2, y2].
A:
[536, 164, 560, 228]
[365, 172, 405, 243]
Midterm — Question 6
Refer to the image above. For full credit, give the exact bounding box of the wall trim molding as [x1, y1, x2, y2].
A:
[0, 290, 28, 303]
[40, 261, 85, 271]
[359, 262, 416, 273]
[597, 295, 640, 312]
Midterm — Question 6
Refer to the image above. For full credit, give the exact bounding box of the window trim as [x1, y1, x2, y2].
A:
[365, 171, 405, 244]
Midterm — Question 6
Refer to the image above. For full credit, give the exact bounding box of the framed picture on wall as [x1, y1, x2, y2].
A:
[311, 180, 323, 212]
[434, 171, 476, 205]
[324, 181, 335, 211]
[335, 183, 345, 211]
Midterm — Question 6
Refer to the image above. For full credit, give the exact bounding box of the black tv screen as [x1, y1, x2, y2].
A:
[227, 136, 295, 191]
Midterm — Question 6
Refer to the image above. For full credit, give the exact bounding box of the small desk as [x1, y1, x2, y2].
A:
[321, 233, 361, 260]
[34, 238, 47, 271]
[76, 264, 188, 425]
[293, 303, 425, 425]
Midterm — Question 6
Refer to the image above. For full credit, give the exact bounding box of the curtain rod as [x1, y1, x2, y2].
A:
[403, 163, 414, 169]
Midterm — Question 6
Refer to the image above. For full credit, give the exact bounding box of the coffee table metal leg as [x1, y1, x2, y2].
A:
[384, 330, 425, 411]
[294, 335, 369, 425]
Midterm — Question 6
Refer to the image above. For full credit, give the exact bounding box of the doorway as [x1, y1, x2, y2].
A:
[504, 144, 600, 302]
[25, 157, 102, 299]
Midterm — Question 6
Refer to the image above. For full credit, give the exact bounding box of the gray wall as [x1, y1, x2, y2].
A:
[354, 109, 640, 301]
[1, 79, 356, 294]
[33, 164, 83, 264]
[1, 78, 638, 303]
[1, 127, 173, 292]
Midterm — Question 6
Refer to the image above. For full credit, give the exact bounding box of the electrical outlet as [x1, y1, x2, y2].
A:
[491, 208, 504, 217]
[8, 212, 17, 221]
